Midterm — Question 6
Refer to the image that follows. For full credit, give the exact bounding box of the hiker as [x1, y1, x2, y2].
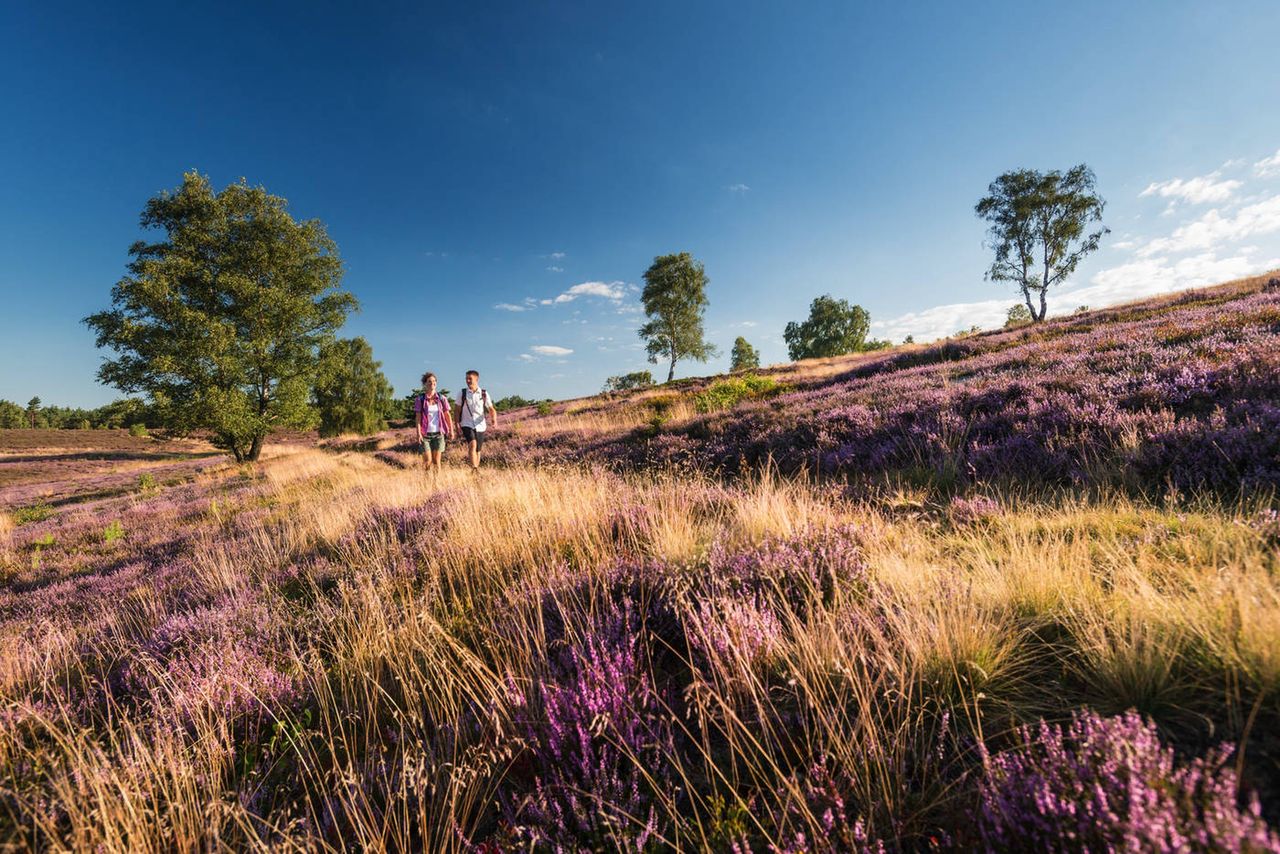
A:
[413, 372, 454, 473]
[456, 369, 498, 470]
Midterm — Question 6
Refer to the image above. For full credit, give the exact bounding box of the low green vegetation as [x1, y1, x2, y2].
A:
[693, 373, 781, 412]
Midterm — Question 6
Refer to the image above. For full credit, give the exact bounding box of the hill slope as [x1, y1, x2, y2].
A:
[491, 272, 1280, 496]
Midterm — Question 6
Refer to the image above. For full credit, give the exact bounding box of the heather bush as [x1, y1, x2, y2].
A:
[976, 709, 1280, 853]
[505, 596, 679, 849]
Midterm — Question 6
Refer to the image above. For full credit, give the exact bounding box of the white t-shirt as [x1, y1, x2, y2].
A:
[459, 387, 490, 431]
[424, 398, 442, 433]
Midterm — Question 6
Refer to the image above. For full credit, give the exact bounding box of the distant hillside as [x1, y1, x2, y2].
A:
[490, 271, 1280, 497]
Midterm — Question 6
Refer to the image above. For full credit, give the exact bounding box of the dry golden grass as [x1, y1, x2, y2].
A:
[2, 440, 1277, 850]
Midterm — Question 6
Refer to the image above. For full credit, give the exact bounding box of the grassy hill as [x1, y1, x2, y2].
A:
[2, 273, 1279, 851]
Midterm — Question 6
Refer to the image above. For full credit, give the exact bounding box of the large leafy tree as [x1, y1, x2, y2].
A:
[312, 337, 394, 437]
[638, 252, 718, 382]
[783, 295, 871, 360]
[729, 336, 760, 372]
[602, 371, 655, 393]
[975, 164, 1107, 322]
[85, 171, 356, 461]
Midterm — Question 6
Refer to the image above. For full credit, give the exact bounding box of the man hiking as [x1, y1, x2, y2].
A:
[413, 372, 454, 473]
[456, 369, 497, 470]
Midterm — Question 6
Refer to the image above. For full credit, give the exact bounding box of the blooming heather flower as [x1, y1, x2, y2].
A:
[976, 709, 1280, 852]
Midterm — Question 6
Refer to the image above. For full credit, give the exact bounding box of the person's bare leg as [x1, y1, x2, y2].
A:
[431, 449, 443, 471]
[422, 449, 433, 474]
[469, 440, 480, 470]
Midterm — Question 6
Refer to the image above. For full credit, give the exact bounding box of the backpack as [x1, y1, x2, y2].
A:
[461, 388, 490, 422]
[415, 392, 452, 431]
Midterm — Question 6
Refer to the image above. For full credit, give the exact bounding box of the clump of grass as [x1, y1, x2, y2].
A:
[693, 373, 781, 413]
[13, 501, 53, 525]
[103, 520, 125, 544]
[136, 472, 158, 494]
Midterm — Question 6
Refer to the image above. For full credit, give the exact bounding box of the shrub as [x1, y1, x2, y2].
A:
[536, 400, 554, 416]
[103, 520, 125, 544]
[976, 709, 1279, 852]
[693, 374, 780, 413]
[13, 502, 53, 525]
[128, 423, 149, 438]
[506, 598, 676, 849]
[137, 472, 158, 494]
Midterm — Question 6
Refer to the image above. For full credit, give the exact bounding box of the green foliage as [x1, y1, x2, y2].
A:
[783, 295, 872, 360]
[84, 171, 357, 462]
[493, 395, 553, 412]
[536, 400, 555, 416]
[128, 423, 149, 438]
[312, 337, 393, 437]
[103, 520, 125, 544]
[0, 399, 23, 428]
[1005, 303, 1033, 328]
[638, 252, 718, 382]
[137, 472, 158, 494]
[693, 374, 779, 412]
[729, 336, 760, 372]
[976, 164, 1108, 322]
[602, 371, 656, 393]
[14, 502, 53, 525]
[644, 394, 679, 434]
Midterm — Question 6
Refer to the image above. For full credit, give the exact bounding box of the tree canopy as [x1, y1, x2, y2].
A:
[84, 171, 356, 461]
[602, 371, 656, 393]
[976, 164, 1107, 322]
[638, 252, 717, 382]
[783, 295, 872, 361]
[312, 337, 394, 437]
[730, 336, 760, 372]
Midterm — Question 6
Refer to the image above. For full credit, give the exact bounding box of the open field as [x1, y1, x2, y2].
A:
[2, 276, 1280, 851]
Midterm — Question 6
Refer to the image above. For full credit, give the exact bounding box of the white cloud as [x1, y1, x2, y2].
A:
[736, 320, 758, 328]
[1067, 251, 1265, 307]
[1137, 194, 1280, 257]
[871, 298, 1011, 344]
[546, 265, 564, 272]
[727, 183, 750, 193]
[530, 345, 573, 356]
[494, 303, 527, 312]
[1140, 172, 1241, 206]
[551, 281, 626, 303]
[1255, 149, 1280, 177]
[541, 251, 567, 260]
[518, 353, 535, 362]
[539, 298, 553, 305]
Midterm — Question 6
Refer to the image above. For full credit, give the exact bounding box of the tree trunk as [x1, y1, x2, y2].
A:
[247, 434, 264, 462]
[1022, 287, 1038, 323]
[1037, 286, 1048, 322]
[667, 355, 676, 383]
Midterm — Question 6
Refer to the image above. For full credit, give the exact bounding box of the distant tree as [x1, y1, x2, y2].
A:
[1005, 303, 1033, 328]
[493, 395, 551, 412]
[91, 398, 149, 429]
[903, 335, 915, 345]
[1074, 304, 1090, 314]
[729, 336, 760, 372]
[976, 164, 1108, 322]
[84, 171, 356, 462]
[783, 295, 872, 361]
[602, 371, 656, 393]
[312, 337, 394, 437]
[25, 397, 41, 429]
[638, 252, 718, 382]
[0, 400, 24, 429]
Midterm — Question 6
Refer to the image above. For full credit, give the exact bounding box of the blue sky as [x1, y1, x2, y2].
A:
[3, 1, 1280, 406]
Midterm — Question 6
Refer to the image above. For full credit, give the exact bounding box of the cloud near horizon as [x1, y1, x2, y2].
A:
[529, 344, 573, 356]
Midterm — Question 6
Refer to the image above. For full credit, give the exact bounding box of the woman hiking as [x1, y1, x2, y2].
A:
[413, 372, 455, 473]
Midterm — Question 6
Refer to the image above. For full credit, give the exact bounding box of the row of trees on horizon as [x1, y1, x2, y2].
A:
[5, 165, 1106, 460]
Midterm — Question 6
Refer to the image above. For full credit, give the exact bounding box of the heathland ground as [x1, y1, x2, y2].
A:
[1, 273, 1279, 851]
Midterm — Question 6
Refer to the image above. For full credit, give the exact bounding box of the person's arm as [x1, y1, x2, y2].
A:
[486, 396, 498, 428]
[414, 397, 423, 440]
